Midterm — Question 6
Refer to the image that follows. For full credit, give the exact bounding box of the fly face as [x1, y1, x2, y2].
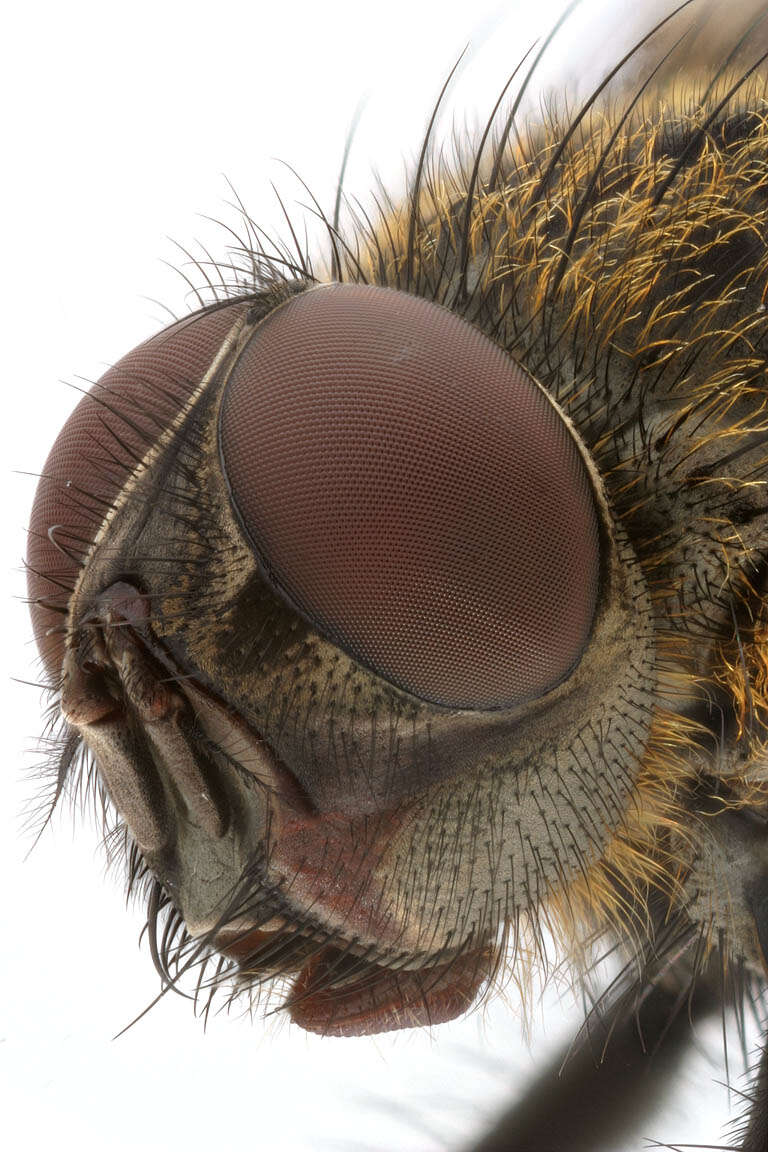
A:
[25, 1, 768, 1081]
[28, 279, 653, 1035]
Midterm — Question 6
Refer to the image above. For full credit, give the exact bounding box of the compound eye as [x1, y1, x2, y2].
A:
[219, 284, 602, 710]
[27, 302, 249, 675]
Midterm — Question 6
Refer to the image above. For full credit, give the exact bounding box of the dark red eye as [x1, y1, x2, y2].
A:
[220, 284, 601, 709]
[27, 302, 248, 675]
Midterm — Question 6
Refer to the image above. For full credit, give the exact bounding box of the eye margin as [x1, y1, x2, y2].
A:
[217, 281, 604, 713]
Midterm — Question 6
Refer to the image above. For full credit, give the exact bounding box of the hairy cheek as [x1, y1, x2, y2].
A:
[271, 811, 408, 946]
[270, 812, 498, 1036]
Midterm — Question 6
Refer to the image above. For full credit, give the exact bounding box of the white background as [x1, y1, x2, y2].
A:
[2, 1, 760, 1149]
